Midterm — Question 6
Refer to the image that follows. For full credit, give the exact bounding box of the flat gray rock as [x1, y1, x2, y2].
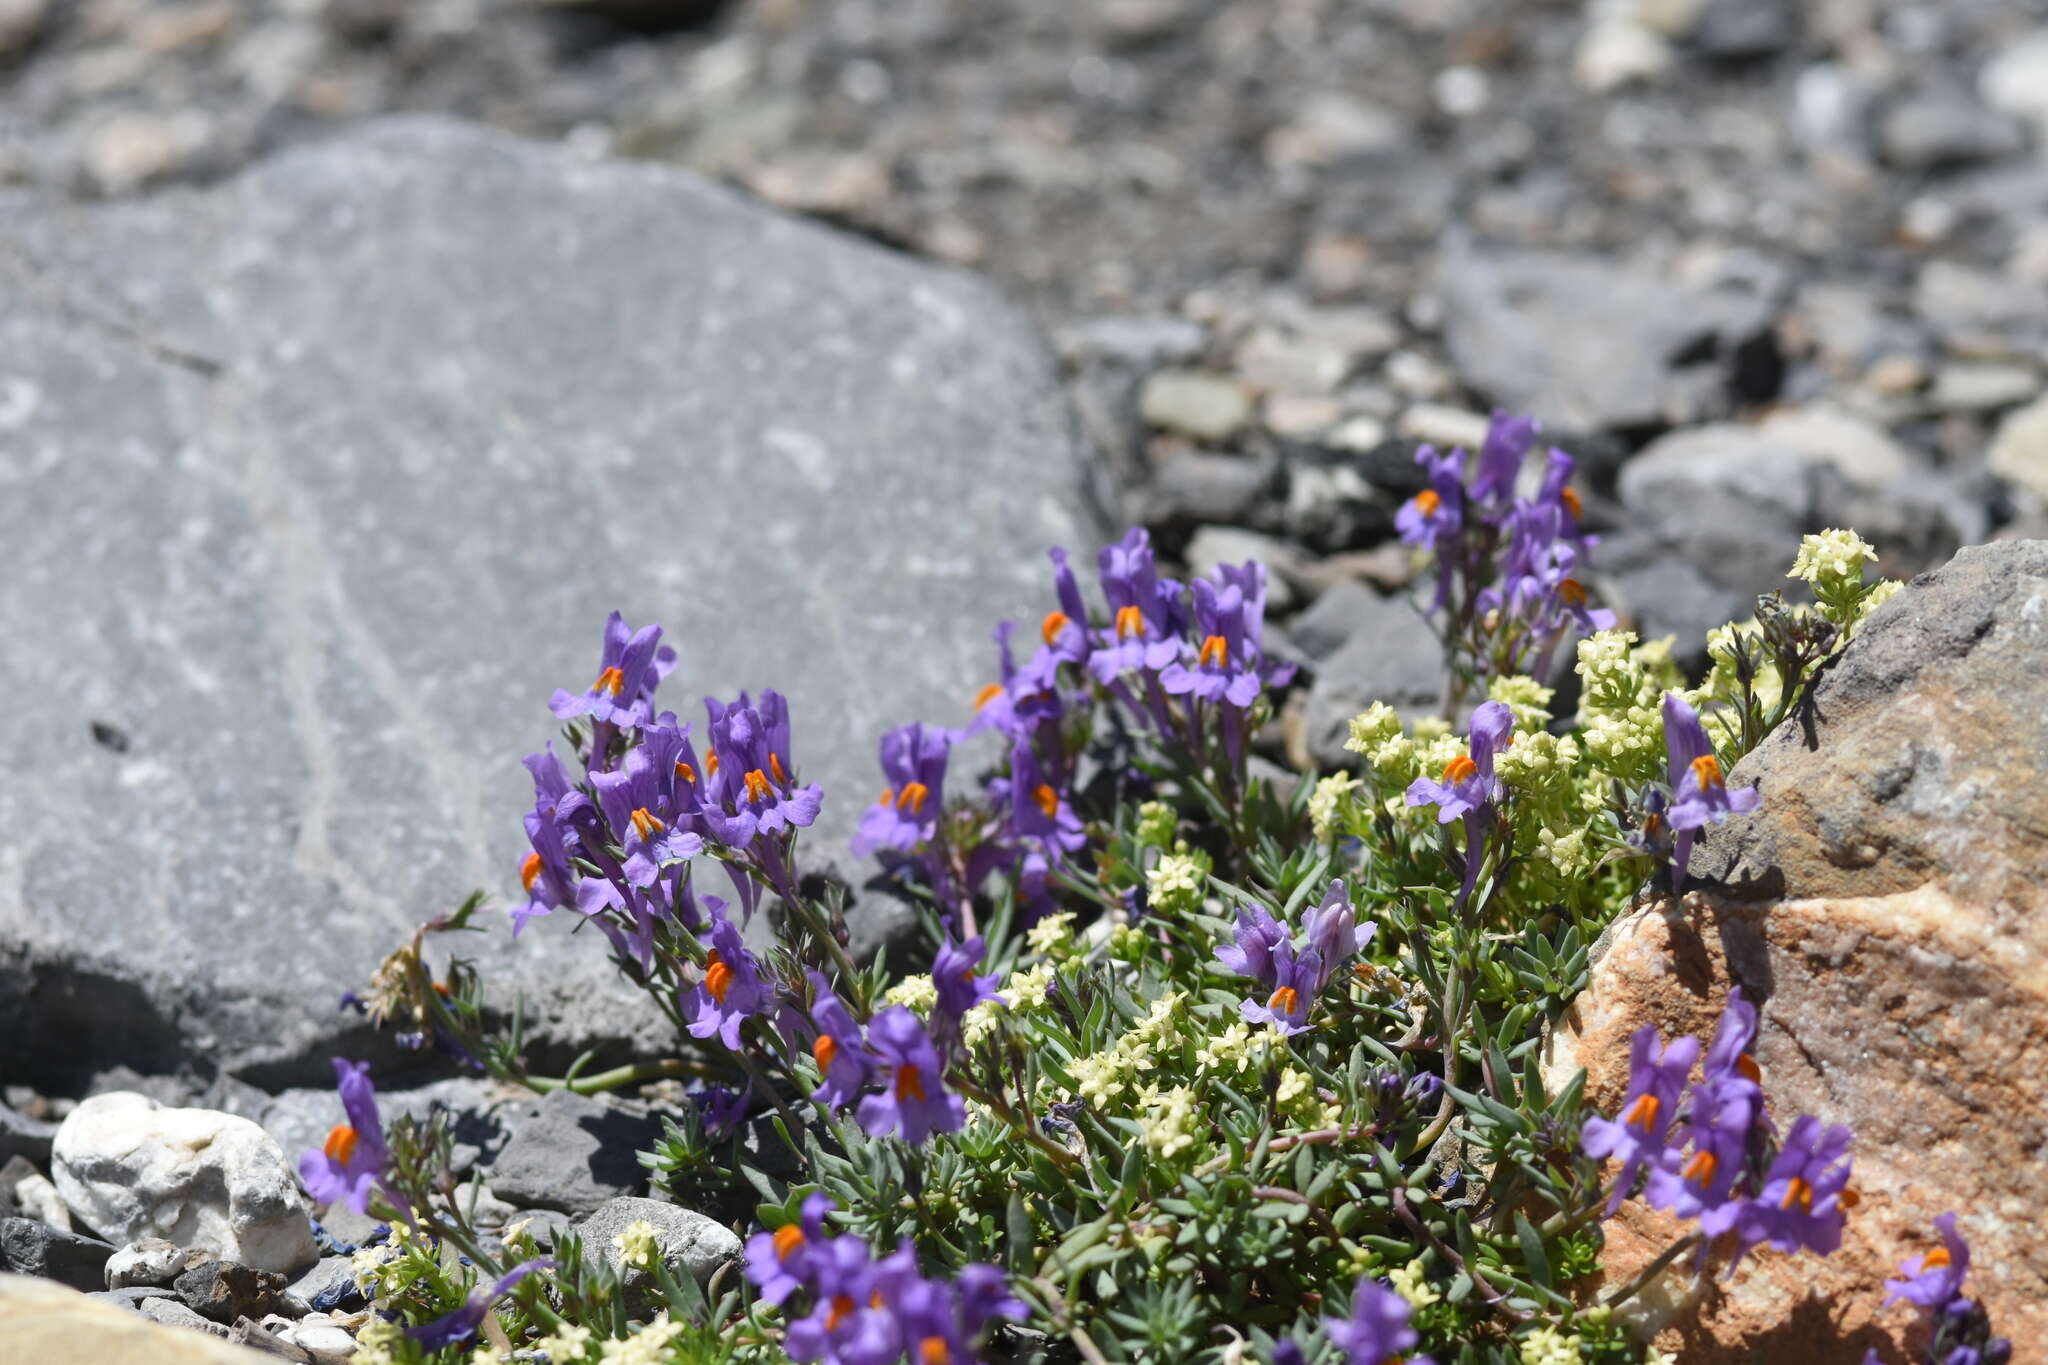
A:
[0, 117, 1089, 1090]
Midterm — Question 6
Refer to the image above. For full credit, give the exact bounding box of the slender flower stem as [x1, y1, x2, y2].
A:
[1600, 1233, 1702, 1312]
[523, 1059, 711, 1095]
[951, 1077, 1080, 1171]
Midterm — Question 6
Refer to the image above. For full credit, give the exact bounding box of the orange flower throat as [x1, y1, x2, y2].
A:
[1441, 755, 1478, 784]
[323, 1124, 358, 1165]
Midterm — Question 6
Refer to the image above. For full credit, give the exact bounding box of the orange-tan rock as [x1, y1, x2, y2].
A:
[1544, 540, 2048, 1363]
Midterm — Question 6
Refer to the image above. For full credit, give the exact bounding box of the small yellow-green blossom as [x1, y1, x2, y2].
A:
[1345, 701, 1403, 755]
[1026, 912, 1078, 960]
[472, 1349, 509, 1365]
[1519, 1324, 1583, 1365]
[1644, 1350, 1678, 1365]
[1136, 1084, 1202, 1160]
[535, 1324, 595, 1362]
[1534, 825, 1595, 879]
[1134, 799, 1177, 850]
[1858, 577, 1902, 619]
[1495, 729, 1579, 792]
[1147, 847, 1209, 916]
[1308, 772, 1362, 842]
[1388, 1257, 1441, 1309]
[499, 1217, 532, 1249]
[352, 1318, 404, 1365]
[962, 998, 1003, 1047]
[1275, 1066, 1338, 1129]
[1412, 715, 1452, 742]
[1067, 1051, 1133, 1107]
[883, 974, 938, 1016]
[1195, 1019, 1266, 1076]
[1789, 527, 1876, 588]
[615, 1218, 660, 1272]
[1007, 962, 1057, 1012]
[1488, 674, 1556, 729]
[1060, 991, 1186, 1108]
[602, 1313, 688, 1364]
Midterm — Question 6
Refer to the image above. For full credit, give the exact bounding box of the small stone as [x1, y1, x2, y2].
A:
[1264, 92, 1409, 169]
[743, 151, 890, 220]
[1988, 393, 2048, 500]
[285, 1257, 360, 1316]
[485, 1090, 661, 1218]
[52, 1093, 315, 1275]
[0, 1156, 38, 1213]
[1863, 354, 1927, 395]
[140, 1294, 232, 1338]
[0, 0, 46, 58]
[1876, 93, 2023, 171]
[1929, 362, 2038, 413]
[1432, 65, 1490, 117]
[1055, 316, 1207, 369]
[1140, 369, 1253, 442]
[80, 114, 201, 196]
[1384, 350, 1453, 399]
[1324, 415, 1389, 454]
[1234, 328, 1349, 395]
[0, 1217, 116, 1291]
[1575, 22, 1671, 93]
[12, 1171, 70, 1231]
[1283, 461, 1390, 554]
[1143, 449, 1278, 529]
[1690, 0, 1797, 59]
[576, 1195, 741, 1288]
[1755, 404, 1916, 488]
[91, 1285, 164, 1311]
[279, 1314, 358, 1356]
[1302, 600, 1443, 768]
[173, 1260, 292, 1325]
[1096, 0, 1186, 44]
[1292, 306, 1403, 363]
[1301, 235, 1374, 301]
[0, 1104, 56, 1169]
[1396, 404, 1490, 451]
[1263, 393, 1344, 439]
[1980, 31, 2048, 132]
[1288, 581, 1389, 663]
[105, 1238, 201, 1290]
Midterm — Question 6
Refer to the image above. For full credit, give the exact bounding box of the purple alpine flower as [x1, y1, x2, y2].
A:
[1238, 939, 1323, 1037]
[1405, 699, 1515, 823]
[853, 723, 952, 857]
[1469, 410, 1540, 516]
[1015, 545, 1094, 691]
[1396, 444, 1466, 551]
[807, 976, 876, 1112]
[702, 690, 825, 849]
[1089, 528, 1183, 683]
[1735, 1114, 1853, 1260]
[1160, 574, 1263, 708]
[1213, 902, 1288, 988]
[1008, 739, 1084, 852]
[513, 801, 579, 937]
[549, 611, 675, 728]
[1302, 879, 1372, 990]
[1648, 987, 1764, 1234]
[781, 1236, 894, 1365]
[1885, 1212, 1970, 1315]
[1662, 692, 1760, 889]
[857, 1006, 966, 1145]
[1325, 1278, 1435, 1365]
[1272, 1341, 1307, 1365]
[591, 723, 706, 888]
[406, 1259, 555, 1349]
[683, 912, 769, 1051]
[746, 1192, 836, 1307]
[1582, 1025, 1702, 1215]
[932, 935, 1004, 1024]
[952, 1263, 1028, 1339]
[298, 1059, 405, 1220]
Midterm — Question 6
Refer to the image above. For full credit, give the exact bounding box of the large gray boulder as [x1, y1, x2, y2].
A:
[0, 118, 1089, 1089]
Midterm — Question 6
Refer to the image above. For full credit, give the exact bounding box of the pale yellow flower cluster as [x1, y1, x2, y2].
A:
[882, 974, 938, 1016]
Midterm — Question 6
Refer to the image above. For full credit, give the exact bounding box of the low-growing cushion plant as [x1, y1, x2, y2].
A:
[308, 415, 2007, 1365]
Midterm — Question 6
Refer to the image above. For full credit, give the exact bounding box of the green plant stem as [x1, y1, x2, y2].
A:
[951, 1077, 1081, 1172]
[1600, 1232, 1701, 1312]
[524, 1058, 711, 1095]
